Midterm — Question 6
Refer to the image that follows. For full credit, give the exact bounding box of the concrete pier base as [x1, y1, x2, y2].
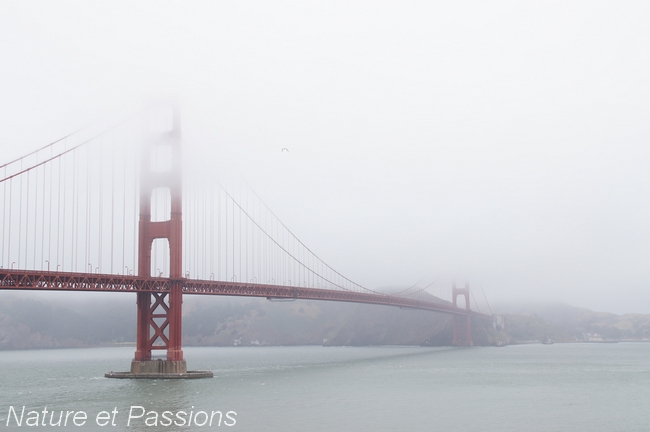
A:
[131, 359, 188, 374]
[105, 360, 213, 379]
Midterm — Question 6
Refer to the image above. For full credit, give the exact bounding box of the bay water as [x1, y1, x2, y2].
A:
[0, 343, 649, 431]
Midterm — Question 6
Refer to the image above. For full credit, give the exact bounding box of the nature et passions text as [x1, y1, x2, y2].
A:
[4, 406, 237, 428]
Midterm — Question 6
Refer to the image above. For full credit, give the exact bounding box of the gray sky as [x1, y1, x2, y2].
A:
[1, 1, 648, 313]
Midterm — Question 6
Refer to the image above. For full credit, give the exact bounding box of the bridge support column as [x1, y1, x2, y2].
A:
[166, 281, 184, 362]
[134, 291, 152, 361]
[452, 283, 473, 347]
[106, 103, 211, 379]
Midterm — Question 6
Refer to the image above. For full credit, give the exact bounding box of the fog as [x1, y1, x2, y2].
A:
[1, 1, 648, 313]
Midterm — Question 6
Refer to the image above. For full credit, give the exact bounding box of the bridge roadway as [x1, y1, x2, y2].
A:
[0, 269, 492, 321]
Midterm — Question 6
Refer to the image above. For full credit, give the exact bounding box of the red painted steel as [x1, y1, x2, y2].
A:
[0, 269, 492, 321]
[0, 269, 169, 292]
[136, 105, 184, 362]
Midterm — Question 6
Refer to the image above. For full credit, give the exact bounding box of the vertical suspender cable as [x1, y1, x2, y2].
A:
[72, 139, 78, 271]
[1, 166, 5, 267]
[231, 184, 234, 280]
[86, 142, 91, 272]
[33, 162, 38, 269]
[239, 184, 242, 282]
[122, 137, 127, 274]
[8, 177, 13, 268]
[225, 185, 228, 281]
[61, 148, 67, 271]
[56, 146, 62, 269]
[17, 161, 23, 268]
[217, 181, 221, 280]
[47, 147, 53, 269]
[110, 132, 115, 274]
[25, 169, 30, 269]
[98, 136, 104, 273]
[210, 179, 214, 279]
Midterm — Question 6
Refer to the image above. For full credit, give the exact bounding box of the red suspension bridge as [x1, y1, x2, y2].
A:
[0, 104, 492, 378]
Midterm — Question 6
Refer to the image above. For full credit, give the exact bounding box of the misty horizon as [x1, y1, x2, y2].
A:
[0, 1, 648, 314]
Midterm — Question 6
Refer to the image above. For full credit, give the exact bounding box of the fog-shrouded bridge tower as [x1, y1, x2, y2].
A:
[452, 283, 473, 346]
[110, 105, 212, 378]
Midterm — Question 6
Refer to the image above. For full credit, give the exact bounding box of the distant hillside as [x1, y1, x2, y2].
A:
[181, 295, 504, 347]
[0, 293, 503, 349]
[1, 294, 648, 350]
[0, 295, 135, 350]
[498, 303, 650, 342]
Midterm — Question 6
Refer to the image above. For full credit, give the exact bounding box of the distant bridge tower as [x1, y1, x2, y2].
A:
[452, 283, 473, 346]
[132, 104, 187, 375]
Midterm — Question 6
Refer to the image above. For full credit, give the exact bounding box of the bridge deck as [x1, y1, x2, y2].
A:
[0, 269, 492, 320]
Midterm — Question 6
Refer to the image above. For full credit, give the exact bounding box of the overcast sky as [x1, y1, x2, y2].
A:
[1, 1, 648, 313]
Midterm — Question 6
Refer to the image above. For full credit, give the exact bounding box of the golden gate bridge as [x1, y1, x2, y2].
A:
[0, 103, 492, 378]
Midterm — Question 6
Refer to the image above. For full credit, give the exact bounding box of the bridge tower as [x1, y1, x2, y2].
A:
[129, 103, 186, 374]
[452, 283, 473, 346]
